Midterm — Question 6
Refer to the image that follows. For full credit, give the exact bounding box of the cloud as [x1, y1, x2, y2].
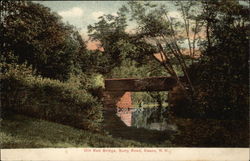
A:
[168, 11, 182, 19]
[92, 11, 105, 20]
[79, 28, 88, 39]
[58, 7, 84, 18]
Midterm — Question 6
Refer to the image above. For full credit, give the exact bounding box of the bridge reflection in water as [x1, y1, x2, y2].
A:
[102, 77, 178, 144]
[117, 107, 177, 131]
[103, 106, 178, 144]
[116, 108, 133, 127]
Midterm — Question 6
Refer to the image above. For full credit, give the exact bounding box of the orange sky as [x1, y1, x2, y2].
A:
[86, 28, 207, 52]
[86, 40, 104, 51]
[87, 40, 201, 60]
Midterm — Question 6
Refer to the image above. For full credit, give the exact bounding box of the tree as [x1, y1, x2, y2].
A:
[0, 1, 87, 81]
[79, 49, 112, 75]
[192, 0, 249, 119]
[87, 7, 129, 69]
[87, 7, 156, 75]
[125, 1, 205, 94]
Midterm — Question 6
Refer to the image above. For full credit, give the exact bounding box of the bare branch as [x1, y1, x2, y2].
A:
[180, 3, 192, 59]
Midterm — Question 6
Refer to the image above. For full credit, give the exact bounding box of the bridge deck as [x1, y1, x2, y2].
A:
[105, 76, 177, 91]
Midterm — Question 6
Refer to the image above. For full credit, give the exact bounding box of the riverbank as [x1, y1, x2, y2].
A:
[170, 116, 249, 147]
[0, 114, 151, 148]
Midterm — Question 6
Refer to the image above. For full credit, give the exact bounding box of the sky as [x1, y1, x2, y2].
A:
[34, 1, 177, 39]
[33, 1, 248, 50]
[34, 1, 126, 38]
[33, 1, 179, 50]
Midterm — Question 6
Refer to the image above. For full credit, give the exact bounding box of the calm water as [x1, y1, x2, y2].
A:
[103, 106, 178, 144]
[117, 107, 178, 131]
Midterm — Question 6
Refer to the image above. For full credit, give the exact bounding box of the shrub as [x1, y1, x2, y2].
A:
[0, 63, 103, 131]
[188, 62, 249, 120]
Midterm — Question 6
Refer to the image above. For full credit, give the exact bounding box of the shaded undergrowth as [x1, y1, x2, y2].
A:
[0, 113, 151, 148]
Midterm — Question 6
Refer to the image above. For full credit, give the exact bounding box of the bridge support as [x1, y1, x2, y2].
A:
[103, 91, 132, 109]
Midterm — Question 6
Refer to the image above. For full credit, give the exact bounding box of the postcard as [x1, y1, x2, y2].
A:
[1, 1, 249, 161]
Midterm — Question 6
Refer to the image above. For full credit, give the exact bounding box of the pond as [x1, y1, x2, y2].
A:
[103, 106, 178, 144]
[117, 107, 178, 131]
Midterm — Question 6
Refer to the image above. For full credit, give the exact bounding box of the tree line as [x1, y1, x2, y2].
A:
[87, 1, 249, 119]
[1, 0, 249, 121]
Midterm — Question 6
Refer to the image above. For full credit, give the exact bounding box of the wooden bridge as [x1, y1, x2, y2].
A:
[103, 76, 177, 109]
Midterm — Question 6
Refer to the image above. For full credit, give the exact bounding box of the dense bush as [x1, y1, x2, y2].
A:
[0, 63, 103, 131]
[191, 64, 249, 120]
[171, 118, 249, 147]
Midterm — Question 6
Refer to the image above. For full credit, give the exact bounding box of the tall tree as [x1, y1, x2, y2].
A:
[87, 7, 156, 75]
[193, 0, 249, 119]
[125, 1, 205, 93]
[88, 7, 129, 69]
[0, 1, 87, 81]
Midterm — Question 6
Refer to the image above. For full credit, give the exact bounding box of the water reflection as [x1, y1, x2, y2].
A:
[103, 106, 177, 144]
[116, 107, 177, 132]
[116, 108, 133, 126]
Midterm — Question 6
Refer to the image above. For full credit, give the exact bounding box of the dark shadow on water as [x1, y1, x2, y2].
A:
[102, 107, 176, 144]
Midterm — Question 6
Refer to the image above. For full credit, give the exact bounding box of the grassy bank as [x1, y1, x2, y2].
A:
[1, 113, 248, 148]
[0, 114, 150, 148]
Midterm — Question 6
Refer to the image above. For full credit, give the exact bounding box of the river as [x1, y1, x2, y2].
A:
[103, 106, 178, 144]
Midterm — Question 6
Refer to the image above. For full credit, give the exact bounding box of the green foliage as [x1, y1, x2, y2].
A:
[125, 1, 201, 92]
[109, 60, 145, 78]
[108, 59, 168, 78]
[87, 74, 105, 89]
[87, 11, 129, 69]
[189, 0, 249, 120]
[132, 92, 168, 108]
[1, 63, 103, 131]
[172, 117, 249, 147]
[80, 50, 113, 75]
[0, 1, 87, 81]
[87, 10, 156, 75]
[1, 114, 150, 148]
